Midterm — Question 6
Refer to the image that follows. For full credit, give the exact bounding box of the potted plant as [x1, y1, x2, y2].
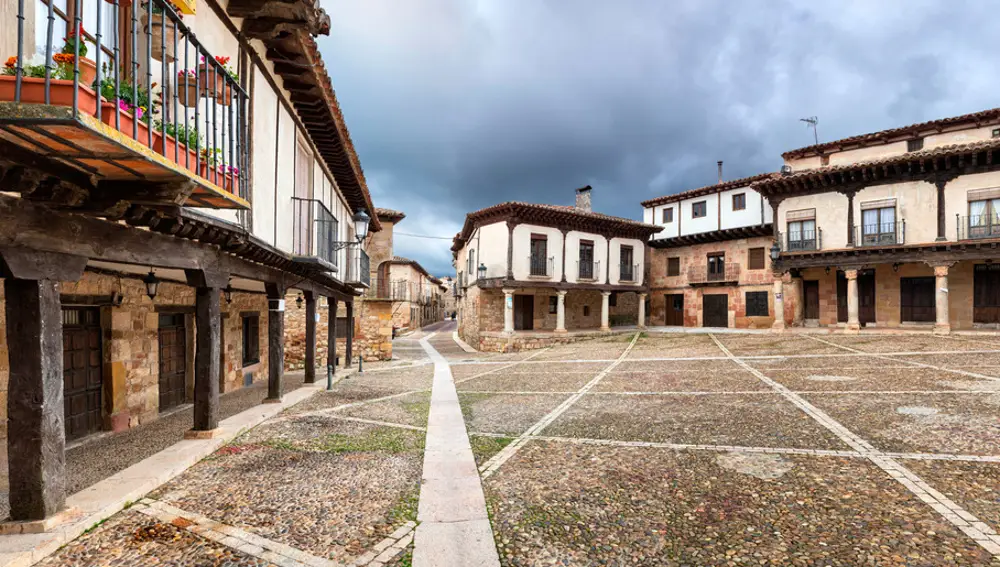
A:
[153, 119, 200, 173]
[60, 24, 97, 87]
[197, 55, 235, 106]
[176, 68, 198, 107]
[96, 74, 160, 146]
[142, 1, 181, 63]
[0, 54, 102, 114]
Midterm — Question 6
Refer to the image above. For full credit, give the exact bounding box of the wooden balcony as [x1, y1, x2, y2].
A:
[688, 263, 740, 286]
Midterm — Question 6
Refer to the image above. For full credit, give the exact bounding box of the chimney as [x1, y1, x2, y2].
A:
[575, 185, 592, 212]
[717, 161, 724, 184]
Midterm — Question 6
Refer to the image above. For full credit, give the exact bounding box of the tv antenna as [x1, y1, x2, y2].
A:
[800, 116, 819, 145]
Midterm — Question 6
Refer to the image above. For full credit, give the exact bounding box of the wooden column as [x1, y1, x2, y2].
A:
[328, 297, 338, 369]
[265, 283, 285, 402]
[935, 179, 948, 241]
[560, 228, 568, 283]
[345, 300, 354, 366]
[304, 291, 317, 383]
[1, 249, 86, 522]
[506, 220, 516, 280]
[185, 270, 227, 433]
[846, 190, 857, 247]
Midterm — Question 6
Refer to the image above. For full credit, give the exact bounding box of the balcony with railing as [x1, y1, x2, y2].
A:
[292, 197, 338, 268]
[527, 255, 554, 278]
[2, 0, 248, 209]
[345, 246, 370, 288]
[619, 263, 638, 283]
[779, 228, 821, 252]
[688, 262, 740, 285]
[577, 260, 600, 281]
[958, 214, 1000, 241]
[853, 220, 905, 247]
[365, 277, 409, 300]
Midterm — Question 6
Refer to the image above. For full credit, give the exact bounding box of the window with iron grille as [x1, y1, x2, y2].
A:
[907, 138, 924, 152]
[242, 314, 260, 366]
[662, 208, 673, 223]
[732, 193, 746, 211]
[748, 247, 765, 270]
[745, 291, 769, 317]
[692, 201, 707, 218]
[530, 235, 548, 276]
[667, 257, 680, 277]
[583, 305, 590, 317]
[335, 317, 351, 339]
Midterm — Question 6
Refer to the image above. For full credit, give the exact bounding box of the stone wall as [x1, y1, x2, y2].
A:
[648, 278, 795, 329]
[221, 292, 270, 393]
[284, 295, 394, 368]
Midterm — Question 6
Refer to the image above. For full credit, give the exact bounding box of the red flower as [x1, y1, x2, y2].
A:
[67, 23, 85, 38]
[4, 56, 16, 69]
[214, 56, 230, 66]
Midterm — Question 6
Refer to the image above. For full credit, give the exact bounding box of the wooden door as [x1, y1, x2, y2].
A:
[900, 277, 936, 322]
[803, 280, 820, 320]
[158, 313, 187, 411]
[859, 270, 876, 325]
[63, 308, 103, 441]
[702, 294, 728, 328]
[836, 271, 848, 323]
[664, 294, 684, 326]
[974, 264, 1000, 324]
[514, 295, 534, 331]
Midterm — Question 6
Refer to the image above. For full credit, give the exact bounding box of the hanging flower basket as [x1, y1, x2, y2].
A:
[141, 14, 176, 63]
[197, 64, 231, 106]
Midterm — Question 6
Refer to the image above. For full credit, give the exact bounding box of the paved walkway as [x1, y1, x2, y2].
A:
[412, 327, 501, 567]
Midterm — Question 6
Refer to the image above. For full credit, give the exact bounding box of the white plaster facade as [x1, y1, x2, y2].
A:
[643, 181, 773, 242]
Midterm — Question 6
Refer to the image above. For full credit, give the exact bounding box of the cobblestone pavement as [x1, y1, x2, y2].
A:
[26, 327, 1000, 566]
[459, 330, 1000, 565]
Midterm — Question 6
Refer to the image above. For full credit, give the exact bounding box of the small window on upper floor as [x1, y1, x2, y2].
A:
[748, 247, 765, 270]
[667, 257, 680, 277]
[907, 138, 924, 152]
[692, 201, 707, 219]
[993, 128, 1000, 139]
[662, 207, 673, 223]
[732, 193, 746, 211]
[821, 154, 830, 166]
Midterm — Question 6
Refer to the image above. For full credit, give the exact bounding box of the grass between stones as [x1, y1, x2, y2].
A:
[389, 487, 420, 523]
[261, 426, 425, 454]
[470, 434, 515, 467]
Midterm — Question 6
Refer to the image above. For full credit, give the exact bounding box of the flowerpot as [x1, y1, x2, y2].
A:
[176, 78, 198, 107]
[153, 132, 199, 173]
[77, 56, 97, 88]
[0, 75, 100, 115]
[142, 14, 176, 64]
[197, 64, 232, 106]
[105, 0, 131, 6]
[99, 102, 152, 147]
[198, 162, 238, 193]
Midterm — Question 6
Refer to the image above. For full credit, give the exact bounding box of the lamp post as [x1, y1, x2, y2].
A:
[143, 269, 160, 300]
[477, 262, 487, 280]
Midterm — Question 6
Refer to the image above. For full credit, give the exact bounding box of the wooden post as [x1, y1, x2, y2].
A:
[1, 249, 86, 522]
[304, 291, 316, 383]
[935, 179, 947, 241]
[265, 282, 285, 402]
[345, 299, 354, 365]
[185, 270, 227, 434]
[329, 297, 338, 369]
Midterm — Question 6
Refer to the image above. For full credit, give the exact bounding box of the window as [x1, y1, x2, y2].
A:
[745, 291, 769, 317]
[692, 201, 707, 218]
[732, 193, 746, 211]
[609, 293, 617, 307]
[530, 234, 548, 276]
[335, 317, 351, 338]
[787, 219, 817, 250]
[583, 305, 590, 317]
[667, 257, 680, 277]
[662, 208, 673, 223]
[907, 138, 924, 152]
[620, 245, 635, 281]
[968, 198, 1000, 238]
[821, 155, 830, 166]
[748, 247, 765, 270]
[467, 249, 476, 277]
[241, 314, 260, 366]
[707, 252, 725, 281]
[548, 296, 557, 314]
[579, 240, 595, 279]
[860, 206, 896, 245]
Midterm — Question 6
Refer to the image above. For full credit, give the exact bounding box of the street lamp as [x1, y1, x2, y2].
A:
[223, 280, 234, 304]
[352, 208, 370, 243]
[769, 243, 781, 262]
[143, 269, 160, 300]
[477, 263, 487, 280]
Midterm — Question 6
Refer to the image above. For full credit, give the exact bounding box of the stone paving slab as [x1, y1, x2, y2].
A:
[907, 460, 1000, 536]
[627, 334, 726, 358]
[819, 334, 999, 353]
[802, 392, 1000, 456]
[340, 391, 432, 428]
[456, 371, 597, 393]
[761, 366, 991, 392]
[483, 441, 1000, 566]
[889, 353, 1000, 376]
[543, 393, 851, 450]
[594, 368, 773, 392]
[458, 393, 569, 437]
[615, 359, 736, 373]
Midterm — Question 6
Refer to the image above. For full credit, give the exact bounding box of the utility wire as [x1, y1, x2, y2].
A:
[394, 231, 455, 240]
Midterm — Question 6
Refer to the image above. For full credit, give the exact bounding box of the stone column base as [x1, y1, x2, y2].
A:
[0, 507, 83, 535]
[184, 428, 225, 440]
[933, 324, 951, 335]
[771, 321, 786, 332]
[845, 324, 861, 334]
[261, 397, 283, 405]
[554, 328, 568, 334]
[600, 326, 610, 332]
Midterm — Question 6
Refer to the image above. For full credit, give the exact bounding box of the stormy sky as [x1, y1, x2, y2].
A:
[318, 0, 1000, 276]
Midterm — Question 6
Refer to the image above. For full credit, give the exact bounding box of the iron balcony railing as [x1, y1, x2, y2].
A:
[780, 228, 821, 252]
[619, 263, 638, 282]
[528, 255, 554, 277]
[344, 245, 369, 287]
[853, 220, 905, 247]
[8, 0, 249, 198]
[577, 260, 600, 281]
[291, 197, 338, 266]
[688, 263, 741, 284]
[366, 277, 410, 300]
[958, 214, 1000, 240]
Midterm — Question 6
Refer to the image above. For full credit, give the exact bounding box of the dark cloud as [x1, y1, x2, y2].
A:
[318, 0, 1000, 274]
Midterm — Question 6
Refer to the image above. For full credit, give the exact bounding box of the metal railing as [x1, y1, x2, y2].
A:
[345, 246, 370, 286]
[366, 277, 410, 300]
[958, 214, 1000, 240]
[688, 263, 741, 284]
[780, 228, 821, 252]
[7, 0, 248, 197]
[853, 220, 904, 247]
[619, 263, 638, 282]
[577, 260, 600, 281]
[291, 197, 338, 265]
[528, 255, 554, 277]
